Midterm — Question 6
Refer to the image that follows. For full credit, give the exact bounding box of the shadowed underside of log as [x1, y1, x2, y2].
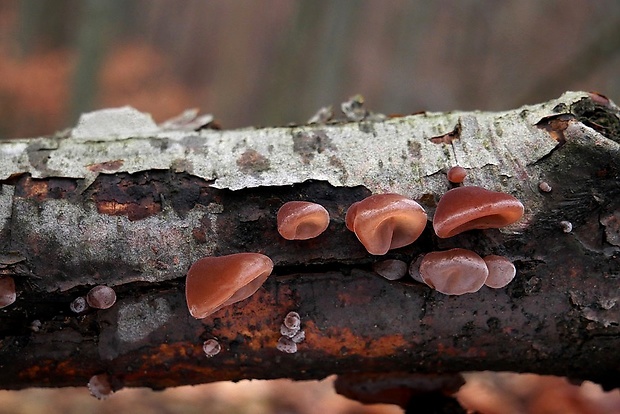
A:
[0, 92, 618, 391]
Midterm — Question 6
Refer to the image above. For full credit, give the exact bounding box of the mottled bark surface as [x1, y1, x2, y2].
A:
[0, 92, 618, 392]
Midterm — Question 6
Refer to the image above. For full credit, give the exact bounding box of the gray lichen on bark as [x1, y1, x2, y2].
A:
[11, 199, 217, 291]
[2, 92, 581, 195]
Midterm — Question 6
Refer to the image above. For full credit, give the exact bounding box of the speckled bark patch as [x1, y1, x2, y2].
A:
[236, 149, 270, 174]
[87, 160, 124, 173]
[13, 175, 79, 201]
[292, 130, 335, 164]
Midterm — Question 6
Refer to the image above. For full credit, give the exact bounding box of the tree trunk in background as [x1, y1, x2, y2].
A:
[69, 0, 120, 124]
[0, 91, 618, 392]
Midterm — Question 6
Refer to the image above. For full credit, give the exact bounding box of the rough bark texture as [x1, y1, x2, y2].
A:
[0, 92, 618, 392]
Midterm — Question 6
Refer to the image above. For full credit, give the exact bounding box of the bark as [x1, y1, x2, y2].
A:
[0, 92, 618, 392]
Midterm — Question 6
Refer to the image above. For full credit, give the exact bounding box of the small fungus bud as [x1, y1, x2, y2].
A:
[560, 220, 573, 233]
[30, 320, 41, 332]
[88, 374, 113, 400]
[281, 311, 302, 337]
[588, 92, 611, 106]
[283, 311, 301, 331]
[277, 201, 330, 240]
[203, 339, 221, 357]
[483, 255, 516, 288]
[447, 166, 467, 184]
[433, 186, 524, 238]
[86, 285, 116, 310]
[291, 330, 306, 344]
[186, 253, 274, 319]
[70, 296, 88, 313]
[0, 276, 16, 309]
[408, 255, 425, 284]
[345, 194, 427, 255]
[277, 336, 298, 354]
[372, 259, 408, 280]
[419, 248, 488, 295]
[538, 181, 552, 193]
[280, 323, 298, 338]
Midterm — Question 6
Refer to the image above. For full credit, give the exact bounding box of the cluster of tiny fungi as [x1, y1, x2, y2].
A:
[277, 311, 305, 354]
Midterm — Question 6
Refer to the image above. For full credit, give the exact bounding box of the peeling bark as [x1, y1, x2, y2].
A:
[0, 92, 618, 392]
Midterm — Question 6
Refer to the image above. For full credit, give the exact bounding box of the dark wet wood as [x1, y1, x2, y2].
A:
[0, 95, 619, 392]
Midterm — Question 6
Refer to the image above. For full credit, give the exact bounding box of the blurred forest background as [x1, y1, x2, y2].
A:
[1, 1, 620, 413]
[1, 0, 620, 138]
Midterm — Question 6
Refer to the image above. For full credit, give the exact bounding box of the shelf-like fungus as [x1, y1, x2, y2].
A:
[277, 201, 330, 240]
[433, 186, 524, 238]
[185, 253, 274, 319]
[86, 285, 116, 310]
[0, 276, 16, 309]
[345, 194, 427, 255]
[419, 248, 489, 295]
[483, 255, 516, 288]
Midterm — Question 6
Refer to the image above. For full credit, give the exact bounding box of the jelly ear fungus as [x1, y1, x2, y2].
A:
[345, 194, 427, 255]
[185, 253, 274, 319]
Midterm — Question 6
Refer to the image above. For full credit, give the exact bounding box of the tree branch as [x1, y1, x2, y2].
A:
[0, 92, 618, 392]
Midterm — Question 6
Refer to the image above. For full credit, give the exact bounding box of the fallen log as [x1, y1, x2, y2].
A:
[0, 91, 618, 393]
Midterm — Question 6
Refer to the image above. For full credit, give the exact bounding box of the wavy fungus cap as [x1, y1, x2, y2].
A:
[419, 248, 488, 295]
[185, 253, 274, 319]
[277, 201, 330, 240]
[433, 186, 524, 238]
[345, 194, 427, 255]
